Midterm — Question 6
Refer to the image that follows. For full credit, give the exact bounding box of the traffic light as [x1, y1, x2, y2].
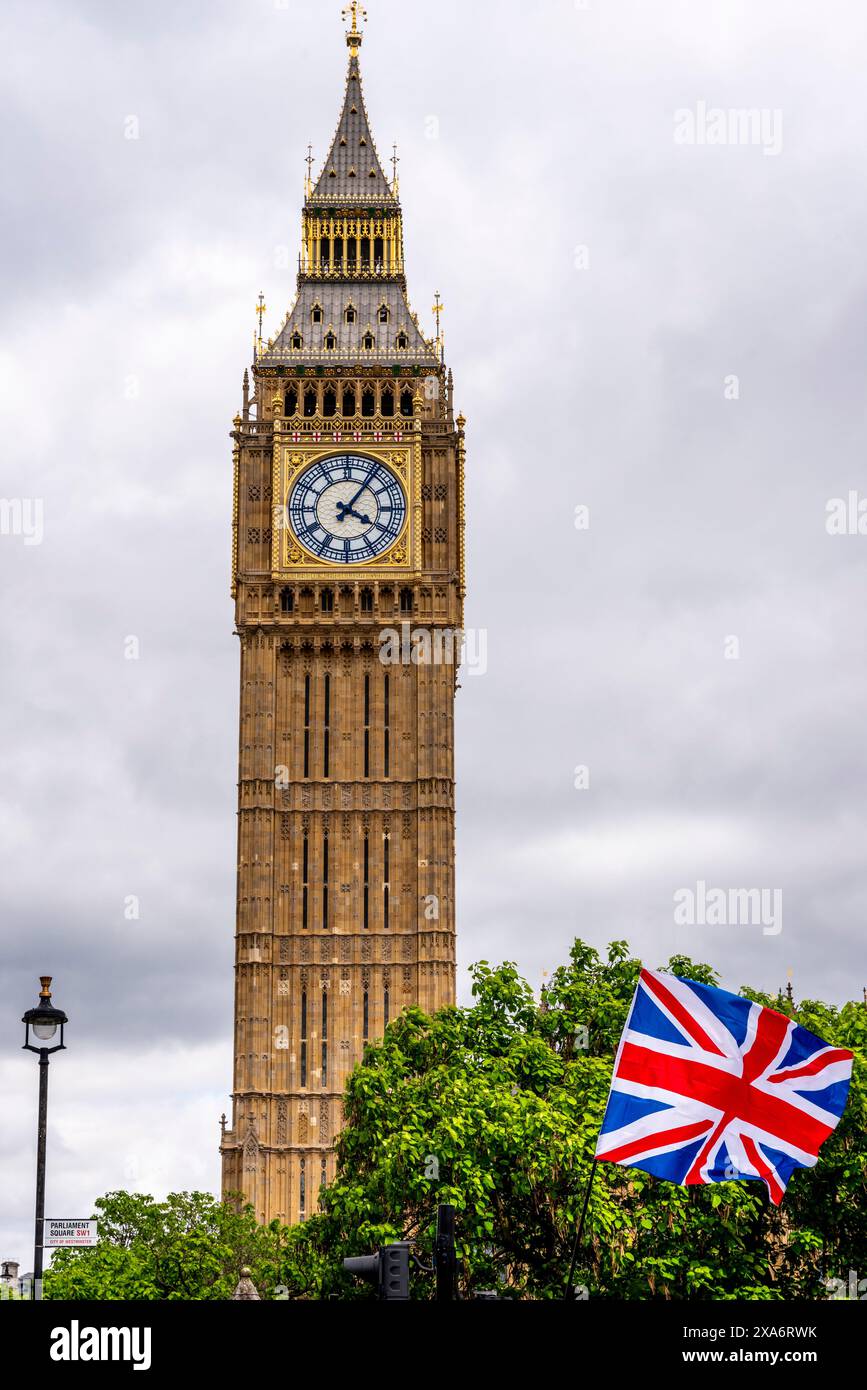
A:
[343, 1243, 410, 1301]
[380, 1243, 410, 1301]
[434, 1204, 456, 1302]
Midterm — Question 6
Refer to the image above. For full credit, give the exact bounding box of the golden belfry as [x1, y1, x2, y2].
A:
[220, 7, 465, 1225]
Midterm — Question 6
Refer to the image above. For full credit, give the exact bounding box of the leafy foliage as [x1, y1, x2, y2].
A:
[46, 941, 865, 1301]
[45, 1191, 285, 1301]
[279, 940, 866, 1300]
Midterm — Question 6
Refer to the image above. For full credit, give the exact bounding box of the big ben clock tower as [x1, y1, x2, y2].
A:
[220, 5, 466, 1225]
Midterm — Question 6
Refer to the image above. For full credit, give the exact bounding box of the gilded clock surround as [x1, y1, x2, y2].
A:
[273, 432, 419, 574]
[221, 9, 465, 1227]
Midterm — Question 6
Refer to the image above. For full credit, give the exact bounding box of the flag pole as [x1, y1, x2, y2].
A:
[563, 1157, 598, 1301]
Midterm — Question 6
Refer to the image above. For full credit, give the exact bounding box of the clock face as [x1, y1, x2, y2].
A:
[286, 453, 407, 565]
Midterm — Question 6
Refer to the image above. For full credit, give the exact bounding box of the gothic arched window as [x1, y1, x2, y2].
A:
[400, 388, 413, 417]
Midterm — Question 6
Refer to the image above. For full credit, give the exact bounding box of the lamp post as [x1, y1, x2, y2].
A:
[22, 977, 67, 1301]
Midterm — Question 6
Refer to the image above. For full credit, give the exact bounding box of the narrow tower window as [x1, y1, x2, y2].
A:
[363, 332, 375, 352]
[321, 990, 328, 1088]
[379, 305, 390, 324]
[324, 333, 337, 354]
[321, 589, 334, 614]
[400, 388, 413, 417]
[360, 587, 374, 614]
[381, 386, 394, 417]
[304, 387, 317, 417]
[304, 674, 311, 778]
[342, 386, 356, 417]
[363, 673, 370, 778]
[363, 836, 369, 931]
[383, 832, 390, 930]
[383, 673, 390, 778]
[299, 1158, 306, 1216]
[361, 386, 375, 417]
[300, 990, 308, 1087]
[285, 386, 299, 415]
[302, 836, 309, 931]
[396, 332, 408, 350]
[291, 333, 303, 351]
[384, 987, 390, 1028]
[323, 385, 337, 414]
[399, 587, 413, 615]
[323, 673, 331, 779]
[322, 834, 329, 930]
[280, 588, 294, 614]
[363, 989, 369, 1041]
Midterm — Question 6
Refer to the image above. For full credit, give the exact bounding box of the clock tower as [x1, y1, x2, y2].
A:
[220, 6, 465, 1225]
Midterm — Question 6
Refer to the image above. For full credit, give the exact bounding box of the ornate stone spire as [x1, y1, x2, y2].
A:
[309, 9, 394, 206]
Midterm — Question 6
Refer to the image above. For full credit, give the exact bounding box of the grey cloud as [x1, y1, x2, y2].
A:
[2, 0, 866, 1263]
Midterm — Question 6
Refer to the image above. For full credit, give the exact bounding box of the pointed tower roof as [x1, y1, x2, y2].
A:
[255, 6, 439, 371]
[310, 51, 396, 206]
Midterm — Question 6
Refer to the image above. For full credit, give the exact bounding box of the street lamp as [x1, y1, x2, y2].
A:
[22, 976, 67, 1301]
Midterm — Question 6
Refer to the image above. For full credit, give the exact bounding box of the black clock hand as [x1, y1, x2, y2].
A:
[347, 469, 376, 509]
[336, 502, 371, 524]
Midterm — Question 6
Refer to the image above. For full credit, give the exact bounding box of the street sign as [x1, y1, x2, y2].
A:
[42, 1219, 98, 1248]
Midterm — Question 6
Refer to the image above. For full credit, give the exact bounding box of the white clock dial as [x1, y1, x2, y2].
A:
[287, 453, 407, 564]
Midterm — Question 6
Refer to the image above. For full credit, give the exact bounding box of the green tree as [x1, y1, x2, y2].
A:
[44, 1191, 285, 1301]
[277, 940, 866, 1300]
[46, 940, 865, 1301]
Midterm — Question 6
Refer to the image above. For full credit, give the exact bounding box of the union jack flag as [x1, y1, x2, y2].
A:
[595, 968, 853, 1204]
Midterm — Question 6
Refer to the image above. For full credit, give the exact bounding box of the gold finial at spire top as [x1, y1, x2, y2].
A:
[305, 143, 314, 197]
[391, 143, 400, 192]
[255, 291, 267, 348]
[432, 291, 445, 363]
[342, 1, 367, 55]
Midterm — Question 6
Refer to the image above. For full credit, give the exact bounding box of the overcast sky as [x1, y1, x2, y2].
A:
[2, 0, 866, 1265]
